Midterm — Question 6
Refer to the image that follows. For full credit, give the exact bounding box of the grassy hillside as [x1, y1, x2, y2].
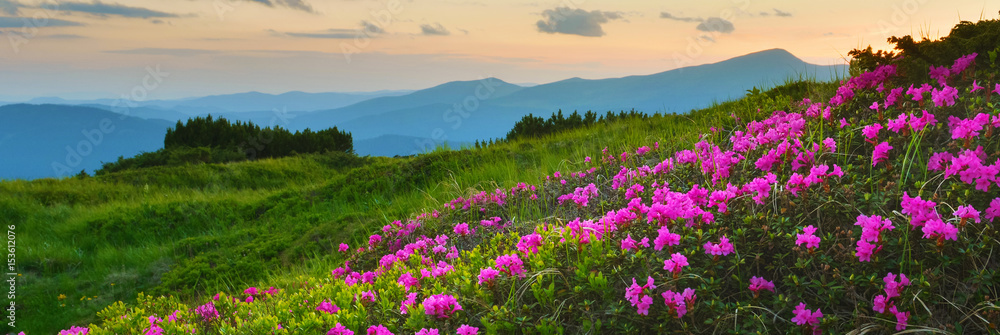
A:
[9, 18, 1000, 335]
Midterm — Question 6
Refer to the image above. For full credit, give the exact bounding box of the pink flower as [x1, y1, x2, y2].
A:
[873, 294, 888, 313]
[415, 329, 439, 335]
[931, 85, 959, 107]
[328, 323, 354, 335]
[703, 235, 734, 256]
[400, 293, 418, 314]
[748, 276, 775, 296]
[954, 205, 981, 224]
[972, 80, 985, 92]
[791, 302, 824, 329]
[872, 142, 893, 167]
[339, 243, 350, 252]
[653, 226, 681, 251]
[557, 183, 599, 207]
[477, 267, 500, 285]
[929, 65, 950, 85]
[495, 254, 526, 278]
[795, 225, 821, 249]
[366, 325, 393, 335]
[890, 305, 910, 331]
[661, 288, 697, 318]
[883, 272, 911, 299]
[986, 198, 1000, 222]
[886, 113, 908, 133]
[869, 101, 879, 111]
[908, 110, 936, 131]
[995, 83, 1000, 96]
[855, 240, 878, 262]
[398, 272, 419, 292]
[662, 253, 688, 274]
[59, 326, 90, 335]
[636, 146, 651, 155]
[317, 300, 340, 314]
[517, 233, 543, 255]
[453, 223, 473, 236]
[360, 290, 376, 303]
[862, 123, 882, 141]
[194, 302, 219, 321]
[424, 294, 463, 318]
[368, 234, 383, 249]
[839, 118, 849, 129]
[921, 218, 959, 241]
[584, 156, 591, 163]
[821, 137, 837, 153]
[620, 234, 638, 251]
[625, 277, 656, 315]
[951, 53, 977, 75]
[457, 325, 479, 335]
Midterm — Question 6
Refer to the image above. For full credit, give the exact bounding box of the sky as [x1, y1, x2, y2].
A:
[0, 0, 995, 100]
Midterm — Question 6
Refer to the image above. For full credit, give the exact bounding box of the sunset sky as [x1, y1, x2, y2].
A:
[0, 0, 994, 100]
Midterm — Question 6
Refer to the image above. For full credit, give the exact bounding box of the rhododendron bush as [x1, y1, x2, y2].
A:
[63, 42, 1000, 335]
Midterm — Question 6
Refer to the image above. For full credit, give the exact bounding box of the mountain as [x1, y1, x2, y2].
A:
[290, 78, 526, 131]
[142, 90, 414, 114]
[288, 49, 846, 154]
[0, 104, 172, 180]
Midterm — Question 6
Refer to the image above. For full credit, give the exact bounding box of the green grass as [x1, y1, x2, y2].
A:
[2, 79, 817, 334]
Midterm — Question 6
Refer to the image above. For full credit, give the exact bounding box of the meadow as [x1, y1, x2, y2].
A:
[5, 18, 1000, 335]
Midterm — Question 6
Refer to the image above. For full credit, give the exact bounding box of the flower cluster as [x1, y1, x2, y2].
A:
[661, 288, 697, 318]
[854, 214, 894, 262]
[624, 277, 656, 315]
[873, 272, 911, 331]
[423, 294, 463, 319]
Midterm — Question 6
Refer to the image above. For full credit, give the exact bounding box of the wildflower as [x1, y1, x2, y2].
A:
[873, 294, 888, 313]
[839, 118, 849, 129]
[638, 237, 651, 248]
[620, 234, 638, 251]
[368, 234, 383, 249]
[972, 80, 984, 92]
[791, 302, 823, 331]
[360, 290, 376, 304]
[954, 205, 981, 225]
[517, 233, 543, 255]
[423, 294, 463, 318]
[951, 53, 977, 75]
[821, 137, 837, 153]
[908, 110, 936, 131]
[624, 277, 656, 315]
[636, 146, 651, 155]
[398, 272, 419, 292]
[453, 223, 473, 236]
[60, 326, 90, 335]
[400, 293, 418, 314]
[855, 240, 878, 262]
[929, 65, 950, 85]
[883, 272, 911, 299]
[557, 183, 599, 207]
[653, 226, 681, 251]
[194, 302, 219, 321]
[869, 101, 879, 111]
[457, 325, 479, 335]
[661, 288, 696, 318]
[795, 225, 821, 250]
[584, 156, 591, 163]
[890, 305, 910, 331]
[415, 329, 439, 335]
[862, 123, 882, 141]
[931, 85, 959, 107]
[748, 277, 775, 297]
[872, 142, 892, 167]
[478, 267, 500, 285]
[328, 323, 354, 335]
[995, 83, 1000, 96]
[366, 325, 393, 335]
[921, 218, 959, 241]
[495, 254, 526, 278]
[662, 253, 688, 274]
[703, 235, 734, 256]
[317, 301, 340, 314]
[986, 198, 1000, 222]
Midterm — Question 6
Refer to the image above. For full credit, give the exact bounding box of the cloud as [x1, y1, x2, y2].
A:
[0, 16, 83, 27]
[699, 35, 715, 43]
[758, 11, 770, 16]
[420, 23, 449, 36]
[696, 17, 734, 34]
[361, 20, 383, 34]
[245, 0, 315, 13]
[773, 8, 792, 17]
[0, 0, 20, 15]
[536, 7, 623, 37]
[285, 29, 356, 39]
[105, 48, 218, 57]
[660, 12, 700, 23]
[57, 1, 179, 18]
[43, 33, 85, 39]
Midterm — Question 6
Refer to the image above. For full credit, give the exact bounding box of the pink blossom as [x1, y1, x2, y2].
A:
[636, 146, 651, 155]
[625, 277, 656, 315]
[862, 123, 882, 141]
[661, 288, 697, 318]
[995, 83, 1000, 96]
[453, 223, 473, 236]
[194, 302, 219, 321]
[839, 118, 849, 129]
[366, 325, 393, 335]
[972, 80, 985, 92]
[908, 110, 936, 131]
[886, 113, 908, 133]
[986, 198, 1000, 222]
[328, 323, 354, 335]
[795, 225, 821, 249]
[620, 234, 638, 251]
[821, 137, 837, 153]
[653, 226, 681, 251]
[517, 233, 543, 255]
[791, 302, 824, 329]
[557, 183, 599, 207]
[855, 240, 878, 262]
[360, 290, 376, 303]
[400, 293, 418, 314]
[954, 205, 981, 224]
[703, 235, 734, 256]
[662, 253, 688, 274]
[478, 267, 500, 285]
[921, 218, 959, 241]
[908, 83, 933, 101]
[872, 142, 892, 167]
[339, 243, 350, 252]
[883, 272, 911, 299]
[929, 65, 951, 85]
[873, 294, 888, 313]
[931, 85, 959, 107]
[951, 53, 977, 75]
[423, 294, 463, 318]
[398, 272, 419, 292]
[317, 301, 340, 314]
[415, 329, 439, 335]
[495, 253, 526, 278]
[457, 325, 479, 335]
[901, 192, 939, 228]
[890, 305, 910, 331]
[368, 234, 383, 249]
[748, 276, 775, 295]
[59, 327, 91, 335]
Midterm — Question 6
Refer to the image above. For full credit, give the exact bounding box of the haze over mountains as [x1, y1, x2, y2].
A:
[0, 49, 845, 180]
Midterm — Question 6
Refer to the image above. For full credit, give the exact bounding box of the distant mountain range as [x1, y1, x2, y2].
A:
[0, 49, 846, 179]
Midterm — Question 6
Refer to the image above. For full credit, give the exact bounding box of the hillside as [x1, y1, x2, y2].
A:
[7, 19, 1000, 335]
